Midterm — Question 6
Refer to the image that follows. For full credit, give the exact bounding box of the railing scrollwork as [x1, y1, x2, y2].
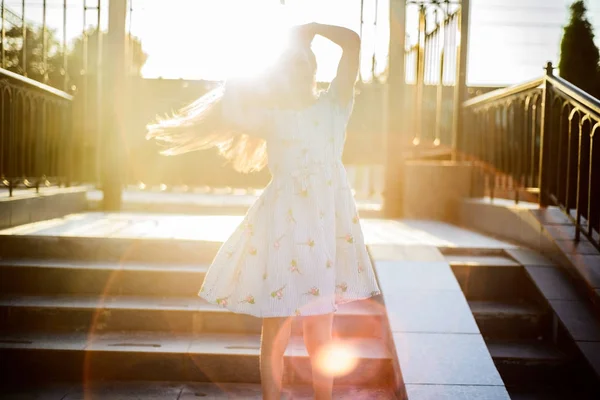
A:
[461, 62, 600, 250]
[0, 67, 73, 196]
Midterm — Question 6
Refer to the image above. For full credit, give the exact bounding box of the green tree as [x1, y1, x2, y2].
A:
[0, 25, 147, 92]
[66, 28, 148, 92]
[1, 25, 63, 83]
[558, 0, 600, 97]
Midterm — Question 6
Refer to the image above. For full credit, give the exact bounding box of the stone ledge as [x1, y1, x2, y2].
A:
[0, 187, 88, 230]
[459, 198, 600, 312]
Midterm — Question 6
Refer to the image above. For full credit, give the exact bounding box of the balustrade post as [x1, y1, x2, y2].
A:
[451, 0, 470, 159]
[538, 61, 554, 207]
[383, 0, 408, 219]
[102, 0, 128, 210]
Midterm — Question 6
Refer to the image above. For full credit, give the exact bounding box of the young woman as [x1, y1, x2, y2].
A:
[147, 22, 381, 400]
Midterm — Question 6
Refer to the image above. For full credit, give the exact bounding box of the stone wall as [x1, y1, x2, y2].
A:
[0, 187, 88, 230]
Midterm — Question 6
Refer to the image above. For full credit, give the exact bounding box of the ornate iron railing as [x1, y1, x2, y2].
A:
[462, 62, 600, 250]
[0, 67, 73, 196]
[404, 1, 461, 148]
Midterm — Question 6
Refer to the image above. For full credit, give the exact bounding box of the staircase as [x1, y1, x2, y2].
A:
[0, 235, 396, 398]
[447, 250, 599, 400]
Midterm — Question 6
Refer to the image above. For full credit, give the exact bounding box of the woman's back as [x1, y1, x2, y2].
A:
[266, 90, 351, 177]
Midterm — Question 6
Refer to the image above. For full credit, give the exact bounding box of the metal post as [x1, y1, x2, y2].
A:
[42, 0, 48, 83]
[21, 0, 26, 76]
[82, 0, 89, 182]
[538, 62, 554, 208]
[359, 0, 364, 82]
[434, 7, 447, 145]
[1, 0, 5, 69]
[63, 0, 68, 91]
[451, 0, 470, 159]
[414, 4, 426, 145]
[102, 0, 128, 211]
[382, 0, 408, 220]
[95, 1, 102, 187]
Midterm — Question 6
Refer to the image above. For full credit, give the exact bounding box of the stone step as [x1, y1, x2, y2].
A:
[487, 340, 583, 388]
[0, 235, 220, 264]
[469, 300, 550, 341]
[448, 254, 534, 301]
[0, 258, 208, 297]
[0, 295, 386, 338]
[0, 381, 396, 399]
[508, 387, 598, 400]
[0, 331, 393, 386]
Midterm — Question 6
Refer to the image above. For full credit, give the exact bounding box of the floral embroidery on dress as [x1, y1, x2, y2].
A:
[352, 214, 359, 224]
[248, 246, 257, 255]
[287, 209, 296, 223]
[339, 234, 354, 244]
[216, 297, 229, 307]
[290, 259, 302, 274]
[240, 295, 255, 304]
[271, 285, 286, 299]
[336, 282, 348, 293]
[326, 259, 333, 269]
[305, 287, 320, 296]
[243, 221, 254, 236]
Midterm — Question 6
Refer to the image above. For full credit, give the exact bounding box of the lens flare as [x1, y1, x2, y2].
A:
[314, 341, 359, 377]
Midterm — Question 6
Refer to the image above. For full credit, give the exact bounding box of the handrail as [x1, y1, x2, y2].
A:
[459, 61, 600, 251]
[0, 67, 73, 101]
[547, 74, 600, 116]
[0, 66, 74, 196]
[463, 78, 543, 108]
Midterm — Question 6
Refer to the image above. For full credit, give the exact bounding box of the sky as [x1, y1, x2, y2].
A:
[4, 0, 600, 86]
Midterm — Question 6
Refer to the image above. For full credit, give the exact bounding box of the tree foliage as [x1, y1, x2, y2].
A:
[558, 0, 600, 97]
[0, 25, 147, 92]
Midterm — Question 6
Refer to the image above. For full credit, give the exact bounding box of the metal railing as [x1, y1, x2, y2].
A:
[0, 67, 73, 196]
[462, 62, 600, 250]
[404, 0, 461, 148]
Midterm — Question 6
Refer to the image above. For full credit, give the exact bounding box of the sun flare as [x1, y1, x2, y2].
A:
[138, 1, 299, 81]
[315, 341, 359, 377]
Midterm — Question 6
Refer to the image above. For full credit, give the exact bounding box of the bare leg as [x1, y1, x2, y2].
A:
[303, 313, 334, 400]
[261, 317, 292, 400]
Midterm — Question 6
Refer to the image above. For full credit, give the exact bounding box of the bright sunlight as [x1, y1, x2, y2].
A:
[136, 0, 318, 81]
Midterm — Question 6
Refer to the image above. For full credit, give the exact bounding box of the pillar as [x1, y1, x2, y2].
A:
[102, 0, 128, 211]
[451, 0, 470, 157]
[382, 0, 407, 218]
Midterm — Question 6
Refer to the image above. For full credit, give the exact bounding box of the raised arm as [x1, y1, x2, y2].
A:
[312, 23, 361, 105]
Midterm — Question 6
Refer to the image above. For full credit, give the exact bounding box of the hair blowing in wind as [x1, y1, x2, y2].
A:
[145, 79, 270, 174]
[145, 24, 319, 174]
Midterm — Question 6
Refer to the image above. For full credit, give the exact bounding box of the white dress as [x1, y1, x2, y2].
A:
[199, 85, 381, 317]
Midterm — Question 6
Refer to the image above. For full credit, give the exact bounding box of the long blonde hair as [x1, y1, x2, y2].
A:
[145, 43, 316, 174]
[145, 81, 269, 174]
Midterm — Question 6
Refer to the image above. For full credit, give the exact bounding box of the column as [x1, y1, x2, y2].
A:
[383, 0, 407, 218]
[102, 0, 128, 210]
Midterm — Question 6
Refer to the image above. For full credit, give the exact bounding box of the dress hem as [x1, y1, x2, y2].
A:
[198, 290, 381, 318]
